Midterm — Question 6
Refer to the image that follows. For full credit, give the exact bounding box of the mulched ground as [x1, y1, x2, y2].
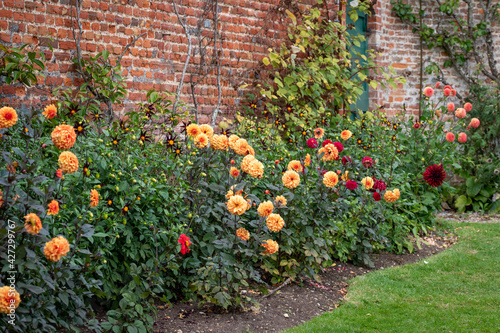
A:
[153, 232, 457, 333]
[435, 211, 500, 223]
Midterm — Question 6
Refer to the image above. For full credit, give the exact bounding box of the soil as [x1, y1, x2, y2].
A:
[435, 211, 500, 223]
[151, 232, 457, 333]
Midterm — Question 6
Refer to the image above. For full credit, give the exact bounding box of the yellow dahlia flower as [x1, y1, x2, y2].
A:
[282, 170, 300, 189]
[266, 213, 285, 232]
[361, 177, 374, 190]
[227, 194, 249, 215]
[199, 124, 214, 138]
[58, 151, 79, 174]
[323, 171, 339, 188]
[24, 213, 42, 235]
[341, 171, 350, 182]
[44, 236, 70, 262]
[0, 286, 21, 314]
[236, 227, 250, 241]
[257, 200, 274, 217]
[51, 124, 77, 150]
[261, 239, 279, 255]
[0, 107, 18, 129]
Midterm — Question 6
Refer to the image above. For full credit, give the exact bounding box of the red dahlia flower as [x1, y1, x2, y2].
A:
[322, 139, 333, 147]
[362, 157, 373, 168]
[373, 178, 386, 191]
[413, 122, 421, 129]
[307, 138, 318, 148]
[346, 180, 358, 190]
[423, 164, 446, 187]
[178, 234, 191, 255]
[373, 192, 381, 201]
[341, 156, 351, 165]
[333, 142, 344, 153]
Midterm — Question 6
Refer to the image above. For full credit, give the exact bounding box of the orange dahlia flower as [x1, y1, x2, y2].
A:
[261, 239, 279, 255]
[0, 286, 21, 314]
[194, 133, 209, 148]
[282, 170, 300, 189]
[58, 151, 79, 174]
[90, 189, 99, 207]
[384, 189, 400, 203]
[51, 125, 77, 150]
[186, 124, 201, 137]
[233, 138, 250, 155]
[228, 134, 240, 150]
[230, 167, 240, 177]
[275, 195, 287, 207]
[241, 155, 256, 173]
[266, 213, 285, 232]
[199, 124, 214, 138]
[340, 130, 352, 140]
[44, 236, 70, 262]
[341, 171, 350, 182]
[227, 194, 249, 215]
[314, 127, 325, 139]
[0, 107, 18, 129]
[318, 143, 339, 161]
[236, 227, 250, 241]
[247, 159, 264, 178]
[288, 160, 303, 172]
[42, 104, 58, 119]
[257, 200, 274, 217]
[47, 200, 60, 216]
[210, 134, 229, 150]
[323, 171, 339, 188]
[304, 154, 311, 167]
[24, 213, 42, 235]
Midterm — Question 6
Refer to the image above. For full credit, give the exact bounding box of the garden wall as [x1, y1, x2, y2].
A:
[0, 0, 498, 120]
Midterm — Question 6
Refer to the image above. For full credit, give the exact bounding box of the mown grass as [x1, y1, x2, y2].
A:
[285, 222, 500, 332]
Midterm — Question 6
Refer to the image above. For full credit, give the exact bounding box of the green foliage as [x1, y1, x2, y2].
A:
[256, 5, 404, 135]
[0, 42, 48, 86]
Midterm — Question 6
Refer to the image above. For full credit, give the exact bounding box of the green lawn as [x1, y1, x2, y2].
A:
[285, 222, 500, 332]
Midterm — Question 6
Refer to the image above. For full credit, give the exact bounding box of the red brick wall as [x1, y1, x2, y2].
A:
[1, 0, 492, 120]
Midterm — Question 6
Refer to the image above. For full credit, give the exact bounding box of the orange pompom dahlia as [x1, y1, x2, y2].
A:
[47, 200, 60, 216]
[304, 153, 311, 167]
[210, 134, 229, 150]
[266, 213, 285, 232]
[24, 213, 42, 235]
[51, 124, 77, 150]
[0, 286, 21, 314]
[44, 236, 70, 262]
[228, 134, 240, 150]
[384, 189, 400, 203]
[90, 189, 99, 207]
[230, 167, 240, 177]
[247, 159, 264, 178]
[233, 138, 250, 155]
[282, 170, 300, 189]
[58, 151, 79, 174]
[323, 171, 339, 188]
[0, 107, 18, 129]
[227, 194, 249, 215]
[241, 154, 256, 173]
[275, 195, 287, 207]
[42, 104, 58, 119]
[236, 227, 250, 241]
[261, 239, 279, 255]
[340, 130, 352, 140]
[257, 201, 274, 217]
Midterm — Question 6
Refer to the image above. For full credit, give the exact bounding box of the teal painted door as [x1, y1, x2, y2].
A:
[346, 6, 369, 114]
